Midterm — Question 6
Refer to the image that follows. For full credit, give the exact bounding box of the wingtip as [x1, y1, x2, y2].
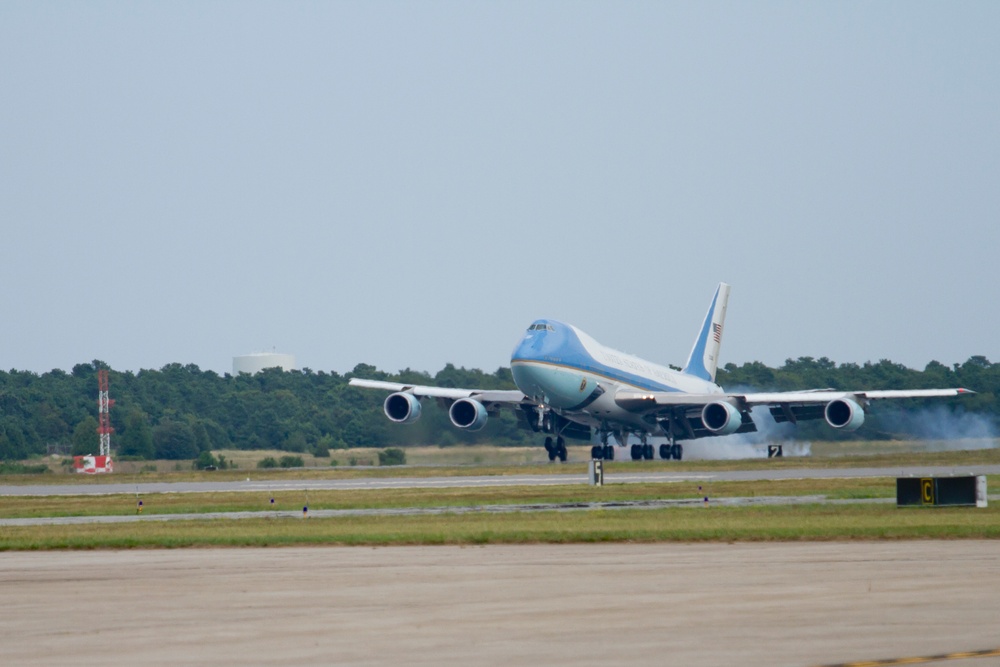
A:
[956, 388, 976, 394]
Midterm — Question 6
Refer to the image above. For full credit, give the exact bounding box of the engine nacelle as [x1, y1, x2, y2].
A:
[384, 392, 422, 424]
[449, 398, 488, 431]
[701, 401, 743, 436]
[824, 398, 865, 431]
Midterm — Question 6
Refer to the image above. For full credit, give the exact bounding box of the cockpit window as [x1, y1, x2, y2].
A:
[528, 323, 554, 332]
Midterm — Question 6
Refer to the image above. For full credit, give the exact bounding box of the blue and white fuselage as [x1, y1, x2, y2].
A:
[510, 319, 721, 434]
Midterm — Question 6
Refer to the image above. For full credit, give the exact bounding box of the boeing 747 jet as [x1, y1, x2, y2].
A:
[350, 284, 972, 461]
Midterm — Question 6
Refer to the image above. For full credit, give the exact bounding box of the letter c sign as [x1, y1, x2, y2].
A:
[921, 478, 935, 505]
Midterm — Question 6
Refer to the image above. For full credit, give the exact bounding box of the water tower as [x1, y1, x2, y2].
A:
[233, 352, 296, 375]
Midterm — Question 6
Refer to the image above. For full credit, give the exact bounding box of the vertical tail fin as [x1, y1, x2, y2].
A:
[682, 283, 731, 383]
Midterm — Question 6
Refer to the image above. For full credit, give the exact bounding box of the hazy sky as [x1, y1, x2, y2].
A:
[2, 2, 998, 378]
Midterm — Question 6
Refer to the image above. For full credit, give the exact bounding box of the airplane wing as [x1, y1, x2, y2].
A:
[738, 388, 973, 404]
[348, 378, 529, 404]
[349, 378, 588, 441]
[738, 388, 974, 426]
[615, 387, 973, 410]
[614, 387, 974, 435]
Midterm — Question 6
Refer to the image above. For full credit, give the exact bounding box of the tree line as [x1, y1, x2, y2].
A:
[0, 355, 996, 461]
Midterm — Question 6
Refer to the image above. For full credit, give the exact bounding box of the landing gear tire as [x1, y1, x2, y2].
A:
[643, 444, 653, 460]
[591, 446, 602, 459]
[659, 444, 670, 460]
[544, 436, 556, 462]
[556, 437, 567, 462]
[604, 445, 614, 460]
[671, 443, 683, 461]
[630, 444, 640, 461]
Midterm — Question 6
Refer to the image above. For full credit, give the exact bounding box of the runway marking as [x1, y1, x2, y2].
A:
[814, 647, 1000, 666]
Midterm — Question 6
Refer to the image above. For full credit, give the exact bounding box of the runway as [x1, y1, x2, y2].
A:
[5, 468, 998, 665]
[3, 543, 998, 667]
[3, 464, 998, 496]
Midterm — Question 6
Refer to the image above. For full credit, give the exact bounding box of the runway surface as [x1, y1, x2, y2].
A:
[3, 464, 998, 496]
[3, 543, 998, 667]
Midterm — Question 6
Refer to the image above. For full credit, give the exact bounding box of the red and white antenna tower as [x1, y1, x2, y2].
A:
[97, 369, 114, 457]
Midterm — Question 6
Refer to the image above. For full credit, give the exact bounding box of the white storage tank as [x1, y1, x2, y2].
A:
[233, 353, 296, 375]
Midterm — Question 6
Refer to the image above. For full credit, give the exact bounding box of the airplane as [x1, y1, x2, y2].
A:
[349, 283, 973, 462]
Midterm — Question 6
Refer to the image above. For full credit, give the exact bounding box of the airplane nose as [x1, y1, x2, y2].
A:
[512, 334, 544, 360]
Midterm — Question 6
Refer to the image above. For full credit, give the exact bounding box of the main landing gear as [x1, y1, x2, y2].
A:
[544, 436, 567, 462]
[658, 442, 683, 461]
[589, 444, 616, 460]
[589, 433, 684, 461]
[628, 441, 683, 460]
[629, 434, 655, 461]
[651, 431, 684, 460]
[590, 429, 620, 461]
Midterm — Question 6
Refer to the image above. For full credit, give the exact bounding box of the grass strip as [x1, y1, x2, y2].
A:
[3, 503, 1000, 550]
[0, 478, 915, 518]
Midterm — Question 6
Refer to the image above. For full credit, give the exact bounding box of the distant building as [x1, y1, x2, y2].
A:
[233, 353, 296, 375]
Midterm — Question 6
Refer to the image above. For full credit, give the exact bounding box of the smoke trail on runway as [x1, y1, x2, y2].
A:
[645, 390, 998, 459]
[875, 405, 998, 450]
[681, 437, 811, 460]
[672, 406, 812, 460]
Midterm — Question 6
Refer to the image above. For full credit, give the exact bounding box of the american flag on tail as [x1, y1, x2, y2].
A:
[712, 322, 723, 343]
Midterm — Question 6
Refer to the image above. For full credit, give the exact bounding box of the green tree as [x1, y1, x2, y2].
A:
[33, 403, 70, 443]
[0, 418, 30, 460]
[282, 430, 309, 453]
[71, 416, 99, 456]
[278, 455, 304, 468]
[190, 420, 211, 453]
[119, 410, 155, 459]
[153, 420, 198, 460]
[313, 435, 332, 458]
[378, 447, 406, 466]
[193, 451, 219, 470]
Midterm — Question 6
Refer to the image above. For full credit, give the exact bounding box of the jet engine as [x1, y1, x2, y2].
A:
[449, 398, 488, 431]
[384, 392, 422, 424]
[701, 401, 743, 436]
[824, 398, 865, 431]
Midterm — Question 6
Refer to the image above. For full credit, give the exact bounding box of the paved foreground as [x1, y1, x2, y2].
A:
[2, 542, 998, 667]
